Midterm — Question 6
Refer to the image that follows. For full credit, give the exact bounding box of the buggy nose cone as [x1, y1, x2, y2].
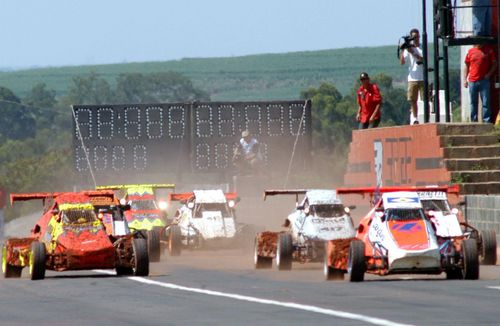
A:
[389, 248, 441, 271]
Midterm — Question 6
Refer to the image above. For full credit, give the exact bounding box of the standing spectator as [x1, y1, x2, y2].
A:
[464, 44, 496, 123]
[356, 72, 382, 129]
[400, 28, 424, 125]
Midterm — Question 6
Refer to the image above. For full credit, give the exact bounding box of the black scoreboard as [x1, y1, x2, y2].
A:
[73, 100, 311, 177]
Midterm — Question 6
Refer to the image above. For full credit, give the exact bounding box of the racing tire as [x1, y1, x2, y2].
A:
[2, 245, 22, 278]
[147, 228, 161, 263]
[132, 238, 149, 277]
[462, 239, 479, 280]
[445, 268, 463, 280]
[29, 241, 46, 281]
[324, 252, 344, 281]
[348, 240, 365, 282]
[254, 236, 272, 269]
[479, 230, 497, 265]
[168, 225, 182, 256]
[115, 266, 133, 276]
[276, 233, 293, 271]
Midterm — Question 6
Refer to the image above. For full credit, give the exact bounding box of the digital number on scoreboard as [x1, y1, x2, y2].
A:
[73, 101, 311, 176]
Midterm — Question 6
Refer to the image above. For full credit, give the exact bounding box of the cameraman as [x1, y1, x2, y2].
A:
[400, 28, 424, 125]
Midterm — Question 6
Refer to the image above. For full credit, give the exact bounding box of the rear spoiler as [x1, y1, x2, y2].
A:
[169, 192, 194, 202]
[224, 192, 238, 201]
[96, 184, 176, 191]
[263, 189, 307, 201]
[10, 193, 54, 205]
[336, 185, 459, 195]
[11, 190, 116, 206]
[169, 192, 239, 202]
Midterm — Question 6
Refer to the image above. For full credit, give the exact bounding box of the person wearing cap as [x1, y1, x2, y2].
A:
[356, 72, 382, 129]
[400, 28, 424, 125]
[232, 130, 262, 174]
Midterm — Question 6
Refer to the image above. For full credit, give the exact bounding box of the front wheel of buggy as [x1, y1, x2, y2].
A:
[348, 240, 365, 282]
[324, 253, 344, 281]
[479, 230, 497, 265]
[133, 238, 149, 276]
[29, 241, 46, 280]
[2, 245, 22, 278]
[276, 233, 293, 271]
[115, 266, 133, 276]
[168, 225, 182, 256]
[463, 239, 479, 280]
[147, 228, 161, 262]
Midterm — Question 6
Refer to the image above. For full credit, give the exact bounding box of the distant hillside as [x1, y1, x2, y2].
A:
[0, 46, 460, 101]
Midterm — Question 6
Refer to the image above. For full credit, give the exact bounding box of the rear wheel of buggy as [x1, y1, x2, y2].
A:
[29, 241, 46, 280]
[462, 239, 479, 280]
[2, 245, 22, 278]
[479, 230, 497, 265]
[324, 252, 344, 281]
[348, 240, 365, 282]
[445, 268, 463, 280]
[254, 236, 272, 269]
[115, 266, 133, 276]
[147, 228, 161, 262]
[276, 233, 293, 271]
[168, 225, 182, 256]
[132, 238, 149, 276]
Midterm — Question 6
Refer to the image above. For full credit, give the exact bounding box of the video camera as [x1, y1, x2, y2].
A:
[399, 35, 416, 50]
[397, 35, 423, 65]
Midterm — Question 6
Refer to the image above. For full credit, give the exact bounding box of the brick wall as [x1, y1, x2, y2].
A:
[465, 195, 500, 233]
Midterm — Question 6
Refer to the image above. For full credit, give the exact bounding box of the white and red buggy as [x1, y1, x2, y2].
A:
[416, 185, 496, 265]
[254, 189, 356, 270]
[324, 186, 480, 282]
[166, 190, 245, 255]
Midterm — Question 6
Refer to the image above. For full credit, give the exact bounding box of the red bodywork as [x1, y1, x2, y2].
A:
[6, 191, 118, 271]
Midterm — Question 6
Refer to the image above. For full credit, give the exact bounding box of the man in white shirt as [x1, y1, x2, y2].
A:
[232, 130, 261, 174]
[400, 28, 424, 125]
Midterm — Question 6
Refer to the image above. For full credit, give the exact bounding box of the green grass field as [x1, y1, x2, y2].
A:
[0, 45, 460, 101]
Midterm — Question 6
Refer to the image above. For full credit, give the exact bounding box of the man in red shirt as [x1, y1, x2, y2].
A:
[464, 44, 496, 123]
[356, 72, 382, 129]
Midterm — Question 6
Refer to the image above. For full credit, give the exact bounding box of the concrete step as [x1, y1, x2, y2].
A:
[440, 135, 499, 147]
[451, 170, 500, 183]
[436, 123, 494, 136]
[459, 182, 500, 195]
[443, 145, 500, 159]
[444, 157, 500, 171]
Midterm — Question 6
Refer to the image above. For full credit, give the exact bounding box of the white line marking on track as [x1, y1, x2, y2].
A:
[487, 286, 500, 290]
[93, 270, 412, 326]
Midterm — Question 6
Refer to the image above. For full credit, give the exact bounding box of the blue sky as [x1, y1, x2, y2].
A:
[1, 0, 430, 69]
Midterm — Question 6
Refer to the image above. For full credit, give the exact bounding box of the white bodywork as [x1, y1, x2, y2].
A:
[418, 191, 463, 238]
[287, 189, 356, 244]
[176, 189, 236, 243]
[193, 190, 227, 203]
[369, 192, 441, 272]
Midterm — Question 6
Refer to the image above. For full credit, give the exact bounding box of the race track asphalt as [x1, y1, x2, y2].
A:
[2, 211, 500, 326]
[1, 246, 500, 326]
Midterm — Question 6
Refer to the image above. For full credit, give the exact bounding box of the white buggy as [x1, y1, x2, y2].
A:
[254, 189, 356, 270]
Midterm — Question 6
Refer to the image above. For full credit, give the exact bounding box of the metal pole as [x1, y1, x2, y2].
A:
[497, 0, 500, 86]
[423, 0, 431, 123]
[443, 40, 451, 122]
[433, 3, 441, 122]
